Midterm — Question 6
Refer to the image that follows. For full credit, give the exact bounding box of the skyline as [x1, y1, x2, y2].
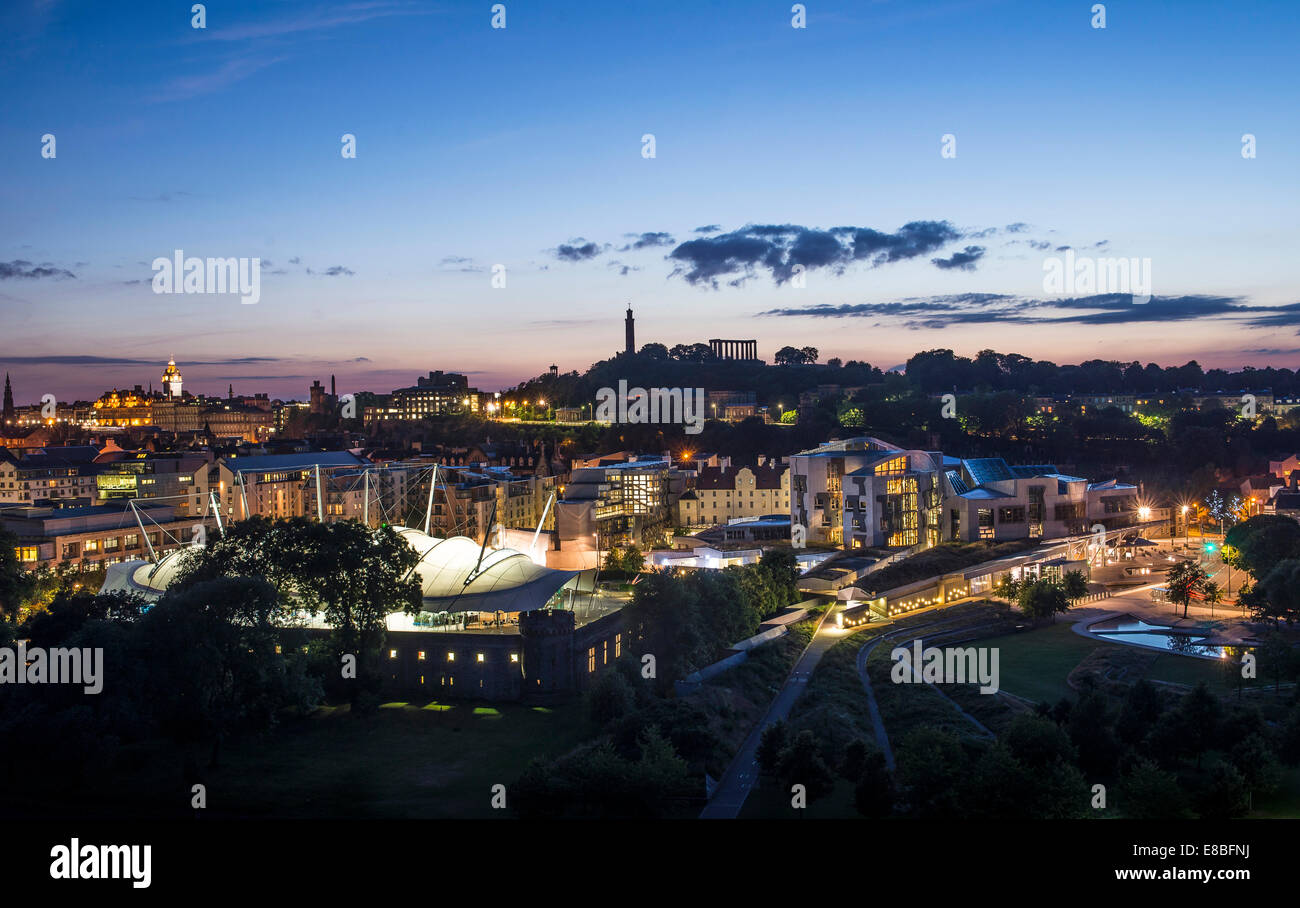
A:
[3, 0, 1298, 402]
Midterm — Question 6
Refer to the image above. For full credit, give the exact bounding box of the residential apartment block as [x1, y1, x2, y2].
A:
[790, 436, 1138, 551]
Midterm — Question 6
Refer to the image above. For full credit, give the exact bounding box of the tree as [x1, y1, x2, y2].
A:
[586, 668, 633, 726]
[896, 727, 968, 817]
[141, 576, 319, 771]
[773, 346, 804, 366]
[994, 575, 1021, 602]
[1017, 578, 1070, 622]
[174, 517, 421, 707]
[1119, 760, 1194, 819]
[853, 743, 896, 819]
[1201, 579, 1222, 616]
[1252, 559, 1300, 625]
[621, 545, 645, 575]
[1193, 762, 1250, 819]
[777, 730, 834, 805]
[838, 738, 869, 781]
[1225, 514, 1300, 580]
[1165, 558, 1208, 619]
[757, 720, 789, 777]
[1061, 569, 1089, 605]
[0, 528, 36, 624]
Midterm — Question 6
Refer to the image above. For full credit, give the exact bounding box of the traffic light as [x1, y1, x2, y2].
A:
[1204, 542, 1217, 553]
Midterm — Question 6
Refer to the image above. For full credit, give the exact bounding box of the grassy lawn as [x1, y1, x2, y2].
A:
[970, 621, 1103, 705]
[17, 700, 591, 820]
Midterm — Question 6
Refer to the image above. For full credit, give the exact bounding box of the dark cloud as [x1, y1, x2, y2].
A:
[762, 293, 1298, 331]
[693, 224, 721, 234]
[307, 265, 354, 276]
[667, 220, 964, 287]
[553, 239, 604, 262]
[0, 355, 277, 366]
[620, 231, 675, 251]
[0, 260, 76, 280]
[931, 245, 986, 271]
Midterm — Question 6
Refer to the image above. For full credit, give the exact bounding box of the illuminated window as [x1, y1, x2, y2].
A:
[388, 649, 397, 659]
[615, 633, 621, 658]
[417, 651, 426, 661]
[446, 652, 455, 662]
[587, 647, 596, 672]
[476, 653, 485, 663]
[510, 653, 519, 663]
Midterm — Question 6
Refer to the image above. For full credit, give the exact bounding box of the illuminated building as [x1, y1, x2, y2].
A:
[161, 358, 183, 398]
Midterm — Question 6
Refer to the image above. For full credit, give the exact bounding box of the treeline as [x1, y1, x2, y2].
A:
[905, 348, 1293, 396]
[623, 550, 802, 691]
[0, 517, 426, 795]
[1228, 515, 1300, 625]
[762, 678, 1300, 819]
[511, 660, 717, 818]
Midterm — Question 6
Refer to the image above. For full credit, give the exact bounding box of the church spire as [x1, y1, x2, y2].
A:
[2, 373, 14, 422]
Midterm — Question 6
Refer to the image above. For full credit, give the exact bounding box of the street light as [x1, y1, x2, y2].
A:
[1180, 505, 1189, 544]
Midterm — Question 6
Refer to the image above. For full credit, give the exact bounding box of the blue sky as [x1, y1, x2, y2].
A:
[1, 0, 1297, 403]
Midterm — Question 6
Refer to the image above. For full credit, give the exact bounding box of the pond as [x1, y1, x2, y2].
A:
[1088, 614, 1227, 658]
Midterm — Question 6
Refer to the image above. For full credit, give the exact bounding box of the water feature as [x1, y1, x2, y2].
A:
[1088, 613, 1227, 658]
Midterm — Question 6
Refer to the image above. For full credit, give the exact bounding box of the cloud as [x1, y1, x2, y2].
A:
[761, 292, 1300, 331]
[553, 239, 605, 262]
[127, 191, 195, 203]
[619, 231, 675, 251]
[667, 220, 963, 287]
[931, 245, 986, 271]
[204, 2, 428, 42]
[439, 255, 483, 272]
[694, 225, 721, 234]
[152, 54, 288, 103]
[305, 265, 355, 276]
[0, 355, 278, 366]
[0, 260, 75, 280]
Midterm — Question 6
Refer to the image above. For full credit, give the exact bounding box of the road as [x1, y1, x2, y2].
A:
[699, 609, 852, 819]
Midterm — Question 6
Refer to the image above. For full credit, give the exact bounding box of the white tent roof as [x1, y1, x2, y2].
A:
[100, 526, 580, 614]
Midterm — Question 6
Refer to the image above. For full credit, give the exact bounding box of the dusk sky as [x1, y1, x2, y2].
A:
[2, 0, 1297, 404]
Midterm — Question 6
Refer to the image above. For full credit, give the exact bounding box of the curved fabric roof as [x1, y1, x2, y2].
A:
[393, 527, 578, 613]
[100, 548, 193, 597]
[100, 526, 580, 614]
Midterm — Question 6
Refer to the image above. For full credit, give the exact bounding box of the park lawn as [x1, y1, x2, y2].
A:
[25, 700, 590, 820]
[1140, 652, 1241, 691]
[969, 621, 1103, 705]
